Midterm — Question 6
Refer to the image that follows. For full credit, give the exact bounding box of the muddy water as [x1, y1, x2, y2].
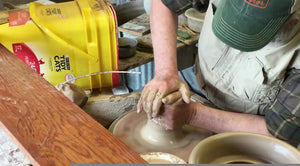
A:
[110, 110, 213, 163]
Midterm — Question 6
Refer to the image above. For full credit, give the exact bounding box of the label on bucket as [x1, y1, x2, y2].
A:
[13, 43, 45, 77]
[53, 54, 71, 72]
[65, 73, 75, 83]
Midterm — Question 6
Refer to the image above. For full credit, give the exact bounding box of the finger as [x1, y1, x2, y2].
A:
[138, 89, 150, 114]
[145, 90, 157, 117]
[180, 84, 191, 104]
[137, 91, 144, 113]
[152, 91, 163, 117]
[137, 98, 142, 113]
[162, 91, 181, 105]
[137, 91, 147, 113]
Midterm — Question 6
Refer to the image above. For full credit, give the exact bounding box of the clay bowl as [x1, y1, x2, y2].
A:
[189, 132, 300, 164]
[118, 37, 137, 59]
[184, 8, 205, 33]
[140, 152, 186, 164]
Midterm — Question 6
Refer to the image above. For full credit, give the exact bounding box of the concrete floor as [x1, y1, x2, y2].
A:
[0, 127, 31, 166]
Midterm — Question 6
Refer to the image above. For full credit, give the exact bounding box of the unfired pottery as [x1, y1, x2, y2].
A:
[189, 132, 300, 164]
[109, 110, 213, 162]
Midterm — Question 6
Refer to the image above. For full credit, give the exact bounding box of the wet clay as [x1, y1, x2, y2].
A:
[109, 110, 213, 162]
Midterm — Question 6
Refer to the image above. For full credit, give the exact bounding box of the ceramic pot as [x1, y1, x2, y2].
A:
[189, 132, 300, 164]
[140, 119, 188, 148]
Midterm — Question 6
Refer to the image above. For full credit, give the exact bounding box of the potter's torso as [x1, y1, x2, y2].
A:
[196, 2, 300, 114]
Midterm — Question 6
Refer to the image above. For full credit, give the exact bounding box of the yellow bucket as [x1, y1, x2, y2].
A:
[0, 0, 119, 90]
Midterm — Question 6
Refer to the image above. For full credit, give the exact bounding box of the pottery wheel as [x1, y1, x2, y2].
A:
[109, 110, 213, 162]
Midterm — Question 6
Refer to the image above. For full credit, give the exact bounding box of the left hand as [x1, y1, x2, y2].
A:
[137, 73, 190, 118]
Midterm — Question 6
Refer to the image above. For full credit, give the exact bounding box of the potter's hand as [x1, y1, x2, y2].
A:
[137, 73, 190, 118]
[152, 102, 190, 130]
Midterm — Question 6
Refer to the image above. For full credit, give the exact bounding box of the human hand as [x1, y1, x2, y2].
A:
[151, 102, 190, 130]
[137, 72, 190, 118]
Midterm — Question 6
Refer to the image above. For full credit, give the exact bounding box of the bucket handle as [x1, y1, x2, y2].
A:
[29, 2, 98, 61]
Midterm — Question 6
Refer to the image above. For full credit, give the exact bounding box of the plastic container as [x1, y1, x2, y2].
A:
[184, 8, 205, 33]
[0, 0, 119, 90]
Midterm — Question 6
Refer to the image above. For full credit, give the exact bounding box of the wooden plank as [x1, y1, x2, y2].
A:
[118, 13, 150, 37]
[119, 50, 154, 71]
[0, 44, 147, 165]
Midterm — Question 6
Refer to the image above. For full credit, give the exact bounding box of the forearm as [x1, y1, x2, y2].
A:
[187, 102, 273, 136]
[150, 0, 178, 75]
[138, 1, 192, 117]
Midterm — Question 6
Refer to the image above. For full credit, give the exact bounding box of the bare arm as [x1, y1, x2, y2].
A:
[188, 102, 272, 136]
[151, 0, 178, 75]
[155, 102, 272, 137]
[137, 0, 190, 118]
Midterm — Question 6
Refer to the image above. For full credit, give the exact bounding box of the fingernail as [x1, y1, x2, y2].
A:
[185, 97, 190, 103]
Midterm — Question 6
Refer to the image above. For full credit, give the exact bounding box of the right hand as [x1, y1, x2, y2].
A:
[137, 72, 190, 118]
[151, 101, 191, 130]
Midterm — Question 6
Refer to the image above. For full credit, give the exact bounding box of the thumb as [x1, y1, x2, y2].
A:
[179, 84, 191, 104]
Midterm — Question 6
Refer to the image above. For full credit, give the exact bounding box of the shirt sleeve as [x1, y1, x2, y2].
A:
[161, 0, 209, 15]
[264, 69, 300, 148]
[161, 0, 193, 14]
